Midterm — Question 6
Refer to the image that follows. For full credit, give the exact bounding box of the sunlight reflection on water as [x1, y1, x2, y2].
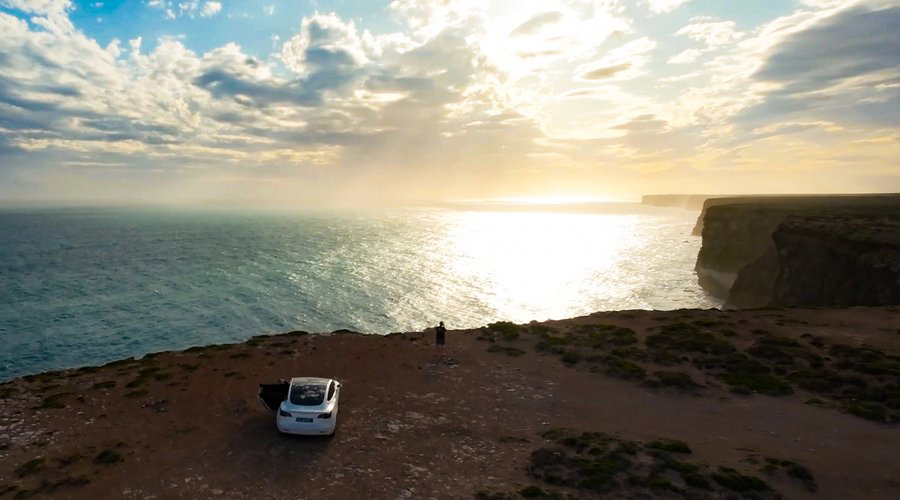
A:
[0, 205, 718, 379]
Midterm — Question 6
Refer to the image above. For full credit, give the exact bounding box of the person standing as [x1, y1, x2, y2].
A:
[435, 321, 447, 350]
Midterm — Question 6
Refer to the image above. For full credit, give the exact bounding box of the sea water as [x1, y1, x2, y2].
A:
[0, 204, 718, 380]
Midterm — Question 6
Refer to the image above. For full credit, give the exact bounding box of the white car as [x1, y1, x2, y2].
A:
[259, 377, 341, 436]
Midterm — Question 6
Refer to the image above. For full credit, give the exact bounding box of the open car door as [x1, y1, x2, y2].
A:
[258, 381, 290, 412]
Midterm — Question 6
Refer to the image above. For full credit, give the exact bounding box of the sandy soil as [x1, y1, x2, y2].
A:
[1, 307, 899, 500]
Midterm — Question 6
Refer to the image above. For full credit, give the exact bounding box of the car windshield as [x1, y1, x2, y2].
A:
[289, 382, 326, 406]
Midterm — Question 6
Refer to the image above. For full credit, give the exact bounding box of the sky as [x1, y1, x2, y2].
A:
[0, 0, 897, 206]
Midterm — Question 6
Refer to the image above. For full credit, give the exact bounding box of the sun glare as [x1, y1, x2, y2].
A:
[470, 195, 622, 205]
[443, 210, 637, 321]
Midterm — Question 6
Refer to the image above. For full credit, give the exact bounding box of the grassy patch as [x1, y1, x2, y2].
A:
[487, 321, 521, 340]
[91, 380, 116, 390]
[721, 372, 793, 396]
[747, 334, 822, 369]
[646, 439, 691, 454]
[595, 356, 645, 380]
[54, 453, 83, 467]
[527, 325, 556, 336]
[575, 324, 638, 349]
[15, 458, 45, 477]
[517, 485, 546, 497]
[711, 467, 769, 492]
[35, 393, 68, 409]
[761, 457, 817, 492]
[124, 366, 169, 388]
[124, 389, 148, 399]
[507, 428, 779, 500]
[647, 323, 735, 356]
[842, 402, 890, 422]
[560, 352, 581, 365]
[94, 449, 123, 465]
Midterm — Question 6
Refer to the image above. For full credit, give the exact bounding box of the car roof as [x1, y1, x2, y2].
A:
[289, 377, 331, 385]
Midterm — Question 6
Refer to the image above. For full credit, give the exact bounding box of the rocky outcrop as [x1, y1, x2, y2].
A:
[695, 195, 900, 308]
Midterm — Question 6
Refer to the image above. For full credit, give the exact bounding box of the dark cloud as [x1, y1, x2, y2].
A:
[195, 69, 319, 107]
[755, 7, 900, 93]
[740, 6, 900, 128]
[509, 11, 562, 37]
[195, 42, 363, 108]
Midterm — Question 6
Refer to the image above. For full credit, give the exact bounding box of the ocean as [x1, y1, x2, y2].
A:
[0, 204, 718, 380]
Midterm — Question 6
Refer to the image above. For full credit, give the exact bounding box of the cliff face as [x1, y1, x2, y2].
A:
[695, 204, 787, 302]
[695, 195, 900, 308]
[772, 215, 900, 306]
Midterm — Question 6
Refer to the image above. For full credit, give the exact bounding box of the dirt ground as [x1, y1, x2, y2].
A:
[1, 307, 899, 500]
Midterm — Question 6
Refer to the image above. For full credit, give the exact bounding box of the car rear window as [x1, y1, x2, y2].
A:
[289, 383, 326, 406]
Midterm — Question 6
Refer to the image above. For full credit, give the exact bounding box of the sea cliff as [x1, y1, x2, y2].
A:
[695, 195, 900, 308]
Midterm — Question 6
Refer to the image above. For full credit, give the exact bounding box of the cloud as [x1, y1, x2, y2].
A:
[676, 18, 743, 47]
[0, 0, 71, 14]
[200, 1, 221, 18]
[741, 5, 900, 128]
[576, 37, 657, 82]
[1, 0, 898, 204]
[581, 63, 631, 80]
[668, 48, 701, 64]
[643, 0, 691, 14]
[146, 0, 221, 19]
[509, 11, 562, 36]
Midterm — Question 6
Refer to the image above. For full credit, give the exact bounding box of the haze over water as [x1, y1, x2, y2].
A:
[0, 204, 716, 380]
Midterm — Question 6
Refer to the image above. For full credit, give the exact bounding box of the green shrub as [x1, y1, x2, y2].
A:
[15, 458, 45, 477]
[94, 450, 123, 465]
[711, 467, 768, 491]
[646, 439, 691, 454]
[682, 472, 710, 489]
[518, 485, 545, 497]
[842, 402, 889, 422]
[599, 356, 645, 380]
[561, 352, 581, 365]
[488, 321, 521, 340]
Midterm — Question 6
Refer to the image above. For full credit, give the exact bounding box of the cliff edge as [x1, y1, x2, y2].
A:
[695, 195, 900, 308]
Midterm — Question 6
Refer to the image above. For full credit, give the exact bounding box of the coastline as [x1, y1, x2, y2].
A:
[2, 307, 899, 499]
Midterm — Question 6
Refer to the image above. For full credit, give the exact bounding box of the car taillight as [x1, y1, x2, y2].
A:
[278, 409, 291, 417]
[317, 412, 332, 419]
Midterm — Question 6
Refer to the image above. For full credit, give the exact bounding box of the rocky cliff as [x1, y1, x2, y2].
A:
[695, 195, 900, 308]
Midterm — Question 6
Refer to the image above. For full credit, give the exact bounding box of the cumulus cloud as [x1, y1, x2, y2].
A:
[643, 0, 691, 14]
[0, 0, 898, 204]
[200, 1, 221, 18]
[0, 0, 71, 14]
